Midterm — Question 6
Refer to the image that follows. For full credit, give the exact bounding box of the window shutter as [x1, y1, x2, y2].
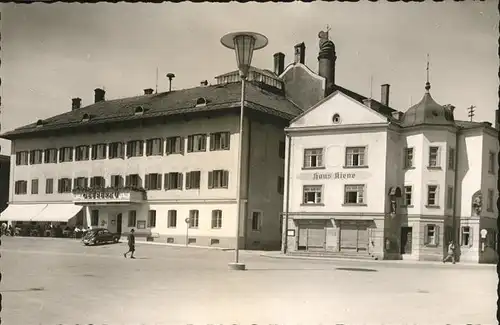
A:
[179, 137, 184, 154]
[145, 141, 151, 156]
[156, 174, 162, 190]
[210, 134, 215, 151]
[89, 177, 95, 187]
[208, 171, 214, 189]
[164, 173, 170, 190]
[435, 225, 440, 246]
[126, 143, 131, 157]
[139, 141, 144, 156]
[118, 143, 123, 158]
[201, 135, 207, 151]
[166, 139, 172, 155]
[145, 174, 150, 190]
[223, 170, 229, 188]
[468, 231, 473, 247]
[224, 132, 230, 150]
[125, 175, 131, 187]
[186, 172, 191, 190]
[58, 149, 63, 162]
[424, 225, 429, 245]
[177, 173, 183, 190]
[187, 136, 193, 153]
[159, 139, 164, 154]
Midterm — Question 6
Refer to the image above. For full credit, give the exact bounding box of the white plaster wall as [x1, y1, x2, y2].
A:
[480, 131, 499, 218]
[401, 132, 424, 215]
[457, 131, 483, 217]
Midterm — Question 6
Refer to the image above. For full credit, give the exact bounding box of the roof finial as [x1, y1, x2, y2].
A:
[326, 24, 331, 39]
[425, 53, 431, 92]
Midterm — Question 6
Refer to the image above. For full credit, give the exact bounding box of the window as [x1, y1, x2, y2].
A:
[74, 177, 88, 189]
[303, 185, 322, 204]
[187, 134, 207, 152]
[279, 141, 286, 159]
[189, 210, 199, 228]
[404, 148, 414, 168]
[489, 151, 496, 174]
[128, 210, 137, 227]
[110, 175, 124, 188]
[14, 180, 28, 195]
[447, 186, 454, 209]
[164, 172, 183, 190]
[277, 176, 284, 195]
[57, 178, 72, 193]
[345, 147, 367, 167]
[186, 171, 201, 189]
[31, 179, 39, 195]
[91, 144, 107, 160]
[211, 210, 222, 229]
[148, 210, 156, 228]
[45, 179, 54, 194]
[59, 147, 73, 162]
[146, 138, 164, 156]
[427, 185, 438, 207]
[29, 150, 43, 165]
[145, 173, 162, 190]
[168, 210, 177, 228]
[90, 176, 106, 188]
[251, 211, 262, 231]
[166, 136, 184, 155]
[424, 224, 439, 246]
[125, 174, 142, 188]
[75, 145, 90, 161]
[208, 170, 229, 189]
[404, 186, 412, 206]
[109, 142, 124, 159]
[210, 239, 220, 245]
[461, 226, 471, 247]
[91, 210, 99, 226]
[344, 184, 365, 205]
[487, 189, 494, 212]
[15, 151, 29, 165]
[303, 148, 324, 168]
[126, 140, 144, 157]
[209, 132, 230, 151]
[428, 146, 440, 167]
[43, 148, 58, 163]
[448, 147, 455, 170]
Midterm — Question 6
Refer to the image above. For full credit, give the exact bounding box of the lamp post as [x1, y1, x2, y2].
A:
[221, 31, 268, 271]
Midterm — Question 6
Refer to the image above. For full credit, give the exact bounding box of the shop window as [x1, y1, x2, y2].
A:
[303, 185, 322, 204]
[303, 148, 324, 168]
[424, 224, 439, 246]
[211, 210, 222, 229]
[168, 210, 177, 228]
[91, 210, 99, 226]
[148, 210, 156, 228]
[461, 226, 472, 247]
[128, 210, 137, 227]
[189, 210, 199, 228]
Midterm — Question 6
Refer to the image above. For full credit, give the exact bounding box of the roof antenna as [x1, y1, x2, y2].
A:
[425, 53, 431, 93]
[326, 24, 331, 39]
[155, 67, 159, 94]
[467, 105, 476, 122]
[369, 75, 373, 99]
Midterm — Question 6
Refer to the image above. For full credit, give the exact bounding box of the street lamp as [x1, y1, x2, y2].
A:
[221, 31, 268, 271]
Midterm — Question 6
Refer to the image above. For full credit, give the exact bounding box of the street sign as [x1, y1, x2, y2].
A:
[480, 229, 487, 238]
[185, 217, 190, 224]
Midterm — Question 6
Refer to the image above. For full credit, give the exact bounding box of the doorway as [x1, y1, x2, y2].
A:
[297, 221, 326, 251]
[116, 214, 122, 234]
[401, 227, 413, 254]
[339, 222, 369, 252]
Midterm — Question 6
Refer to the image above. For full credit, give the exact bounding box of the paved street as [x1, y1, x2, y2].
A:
[1, 237, 496, 325]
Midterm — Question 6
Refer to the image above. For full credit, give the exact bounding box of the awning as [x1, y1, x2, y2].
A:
[0, 204, 48, 222]
[31, 204, 83, 222]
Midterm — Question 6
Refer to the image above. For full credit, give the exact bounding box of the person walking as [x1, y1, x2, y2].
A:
[443, 241, 456, 264]
[124, 229, 136, 259]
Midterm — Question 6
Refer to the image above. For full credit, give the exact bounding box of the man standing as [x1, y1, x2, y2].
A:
[443, 241, 456, 264]
[124, 229, 136, 259]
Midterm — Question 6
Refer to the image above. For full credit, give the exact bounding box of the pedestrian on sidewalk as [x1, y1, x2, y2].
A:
[443, 241, 456, 264]
[124, 229, 136, 259]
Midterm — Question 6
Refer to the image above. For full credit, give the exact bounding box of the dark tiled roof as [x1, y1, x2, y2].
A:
[1, 82, 302, 139]
[400, 90, 455, 128]
[455, 120, 495, 130]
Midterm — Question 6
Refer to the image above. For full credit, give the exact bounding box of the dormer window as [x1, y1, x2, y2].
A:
[134, 106, 145, 115]
[195, 97, 207, 107]
[81, 114, 91, 122]
[36, 120, 44, 127]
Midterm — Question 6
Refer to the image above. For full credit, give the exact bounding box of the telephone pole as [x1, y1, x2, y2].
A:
[467, 105, 476, 122]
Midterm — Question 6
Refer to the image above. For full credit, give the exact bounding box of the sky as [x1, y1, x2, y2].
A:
[0, 1, 498, 154]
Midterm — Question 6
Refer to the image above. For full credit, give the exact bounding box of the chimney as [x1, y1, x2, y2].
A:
[391, 111, 404, 120]
[294, 42, 305, 64]
[443, 104, 456, 118]
[317, 31, 337, 97]
[144, 88, 154, 95]
[496, 109, 499, 130]
[362, 98, 374, 109]
[381, 84, 390, 106]
[71, 98, 82, 110]
[94, 88, 105, 103]
[273, 52, 285, 76]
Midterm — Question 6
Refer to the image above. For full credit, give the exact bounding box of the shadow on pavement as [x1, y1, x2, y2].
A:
[3, 287, 45, 293]
[336, 267, 378, 272]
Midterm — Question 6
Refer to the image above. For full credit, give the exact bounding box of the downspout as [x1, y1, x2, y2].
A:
[452, 128, 460, 250]
[283, 132, 292, 254]
[243, 117, 252, 250]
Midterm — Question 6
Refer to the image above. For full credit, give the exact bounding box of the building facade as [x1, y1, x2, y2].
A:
[0, 154, 10, 213]
[282, 83, 499, 263]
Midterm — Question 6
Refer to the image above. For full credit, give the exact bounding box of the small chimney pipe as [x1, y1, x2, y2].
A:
[166, 73, 175, 92]
[381, 84, 390, 106]
[144, 88, 154, 95]
[200, 80, 208, 86]
[273, 52, 285, 76]
[71, 98, 82, 110]
[294, 43, 306, 64]
[94, 88, 105, 103]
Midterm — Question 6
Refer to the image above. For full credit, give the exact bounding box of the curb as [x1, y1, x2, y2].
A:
[259, 253, 496, 268]
[134, 240, 233, 251]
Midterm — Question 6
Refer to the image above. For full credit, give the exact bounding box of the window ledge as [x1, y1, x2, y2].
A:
[300, 203, 325, 207]
[427, 166, 442, 170]
[342, 203, 368, 207]
[425, 205, 440, 209]
[109, 157, 124, 160]
[210, 148, 230, 151]
[343, 165, 369, 169]
[166, 152, 183, 156]
[302, 166, 326, 170]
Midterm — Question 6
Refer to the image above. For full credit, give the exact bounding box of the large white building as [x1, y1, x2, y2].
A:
[282, 79, 498, 263]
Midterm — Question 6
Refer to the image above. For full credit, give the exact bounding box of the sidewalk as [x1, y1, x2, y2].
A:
[259, 251, 497, 268]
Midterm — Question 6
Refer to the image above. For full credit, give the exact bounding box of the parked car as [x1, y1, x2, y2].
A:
[82, 228, 120, 246]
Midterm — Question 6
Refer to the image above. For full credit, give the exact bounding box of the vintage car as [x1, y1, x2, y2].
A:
[82, 228, 120, 246]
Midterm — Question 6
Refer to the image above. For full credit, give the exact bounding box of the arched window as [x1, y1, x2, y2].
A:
[134, 106, 145, 115]
[332, 113, 341, 124]
[81, 114, 91, 122]
[195, 97, 207, 107]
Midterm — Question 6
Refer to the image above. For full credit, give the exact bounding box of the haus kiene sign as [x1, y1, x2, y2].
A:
[297, 170, 371, 181]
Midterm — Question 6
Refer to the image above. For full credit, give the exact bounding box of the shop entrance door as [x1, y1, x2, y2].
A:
[116, 213, 122, 234]
[400, 227, 412, 254]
